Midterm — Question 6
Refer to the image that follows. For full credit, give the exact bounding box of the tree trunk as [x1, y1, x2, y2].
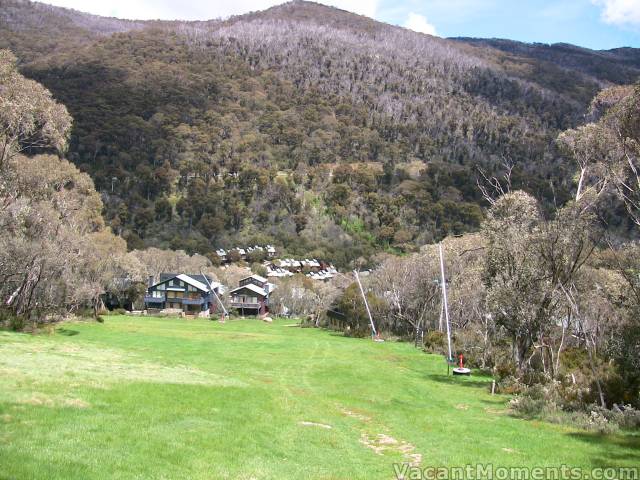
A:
[576, 167, 586, 201]
[585, 335, 607, 408]
[555, 308, 569, 375]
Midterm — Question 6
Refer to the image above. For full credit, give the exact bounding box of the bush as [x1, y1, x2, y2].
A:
[334, 283, 385, 338]
[509, 383, 640, 433]
[497, 375, 526, 395]
[0, 309, 25, 331]
[76, 308, 108, 321]
[76, 308, 94, 318]
[423, 330, 446, 354]
[593, 405, 640, 430]
[494, 360, 517, 383]
[251, 263, 268, 278]
[510, 392, 550, 419]
[560, 347, 590, 372]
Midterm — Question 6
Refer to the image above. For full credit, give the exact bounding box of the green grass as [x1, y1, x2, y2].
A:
[0, 317, 638, 479]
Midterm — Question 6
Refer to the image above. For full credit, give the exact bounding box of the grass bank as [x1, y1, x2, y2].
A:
[0, 317, 638, 479]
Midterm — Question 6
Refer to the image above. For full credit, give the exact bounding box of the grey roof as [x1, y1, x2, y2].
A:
[159, 273, 215, 285]
[229, 283, 267, 297]
[151, 273, 220, 293]
[242, 274, 268, 284]
[176, 274, 211, 292]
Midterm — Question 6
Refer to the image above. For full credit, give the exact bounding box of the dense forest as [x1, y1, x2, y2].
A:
[1, 0, 639, 267]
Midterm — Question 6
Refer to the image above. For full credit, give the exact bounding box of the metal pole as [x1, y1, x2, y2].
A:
[354, 270, 377, 337]
[439, 243, 453, 361]
[200, 269, 228, 318]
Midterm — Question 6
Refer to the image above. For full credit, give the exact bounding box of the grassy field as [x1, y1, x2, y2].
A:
[0, 316, 638, 479]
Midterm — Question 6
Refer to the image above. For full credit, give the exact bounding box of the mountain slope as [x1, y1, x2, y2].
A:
[1, 0, 638, 266]
[455, 37, 640, 104]
[456, 37, 640, 84]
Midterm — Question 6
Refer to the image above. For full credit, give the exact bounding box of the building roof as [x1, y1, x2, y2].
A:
[266, 267, 294, 277]
[242, 274, 268, 284]
[159, 273, 216, 285]
[229, 283, 267, 297]
[151, 273, 219, 293]
[278, 258, 302, 268]
[306, 269, 337, 281]
[176, 274, 214, 292]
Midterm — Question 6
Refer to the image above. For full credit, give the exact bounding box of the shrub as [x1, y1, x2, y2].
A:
[0, 309, 25, 331]
[509, 383, 640, 433]
[593, 405, 640, 430]
[560, 347, 590, 372]
[510, 393, 550, 419]
[334, 283, 385, 338]
[423, 330, 446, 354]
[251, 263, 268, 278]
[76, 308, 107, 321]
[494, 360, 517, 382]
[76, 308, 94, 318]
[497, 375, 526, 395]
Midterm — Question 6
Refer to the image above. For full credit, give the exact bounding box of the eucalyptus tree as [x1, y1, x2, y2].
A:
[0, 50, 71, 167]
[0, 52, 136, 325]
[483, 192, 598, 373]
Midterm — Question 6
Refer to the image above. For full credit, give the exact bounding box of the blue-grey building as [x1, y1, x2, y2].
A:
[144, 273, 221, 317]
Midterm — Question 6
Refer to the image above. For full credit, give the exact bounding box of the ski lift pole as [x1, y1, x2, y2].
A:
[354, 270, 377, 338]
[200, 268, 228, 319]
[438, 243, 453, 362]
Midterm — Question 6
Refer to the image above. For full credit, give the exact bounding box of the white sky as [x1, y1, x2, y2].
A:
[403, 12, 437, 36]
[593, 0, 640, 28]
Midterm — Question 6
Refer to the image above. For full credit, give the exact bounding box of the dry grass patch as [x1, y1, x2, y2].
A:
[0, 337, 246, 390]
[360, 433, 422, 467]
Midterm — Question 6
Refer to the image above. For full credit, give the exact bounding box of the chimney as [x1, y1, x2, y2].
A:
[148, 276, 154, 288]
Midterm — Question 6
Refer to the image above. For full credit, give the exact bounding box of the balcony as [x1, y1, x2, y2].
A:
[144, 295, 164, 304]
[231, 302, 261, 309]
[182, 297, 205, 305]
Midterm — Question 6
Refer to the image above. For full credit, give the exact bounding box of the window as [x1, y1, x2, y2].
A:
[152, 291, 163, 298]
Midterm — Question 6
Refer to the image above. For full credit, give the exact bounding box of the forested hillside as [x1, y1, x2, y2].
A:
[1, 0, 638, 267]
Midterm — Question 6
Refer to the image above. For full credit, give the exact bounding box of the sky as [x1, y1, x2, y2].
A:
[40, 0, 640, 50]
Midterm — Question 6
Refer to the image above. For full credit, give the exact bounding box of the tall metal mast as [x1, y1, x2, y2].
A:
[354, 270, 377, 337]
[200, 268, 228, 319]
[438, 243, 453, 361]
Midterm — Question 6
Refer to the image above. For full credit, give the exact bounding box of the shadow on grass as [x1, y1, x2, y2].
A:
[327, 332, 365, 340]
[56, 328, 79, 336]
[567, 431, 640, 467]
[425, 373, 492, 390]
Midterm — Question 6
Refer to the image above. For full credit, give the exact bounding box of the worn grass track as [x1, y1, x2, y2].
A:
[0, 316, 638, 479]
